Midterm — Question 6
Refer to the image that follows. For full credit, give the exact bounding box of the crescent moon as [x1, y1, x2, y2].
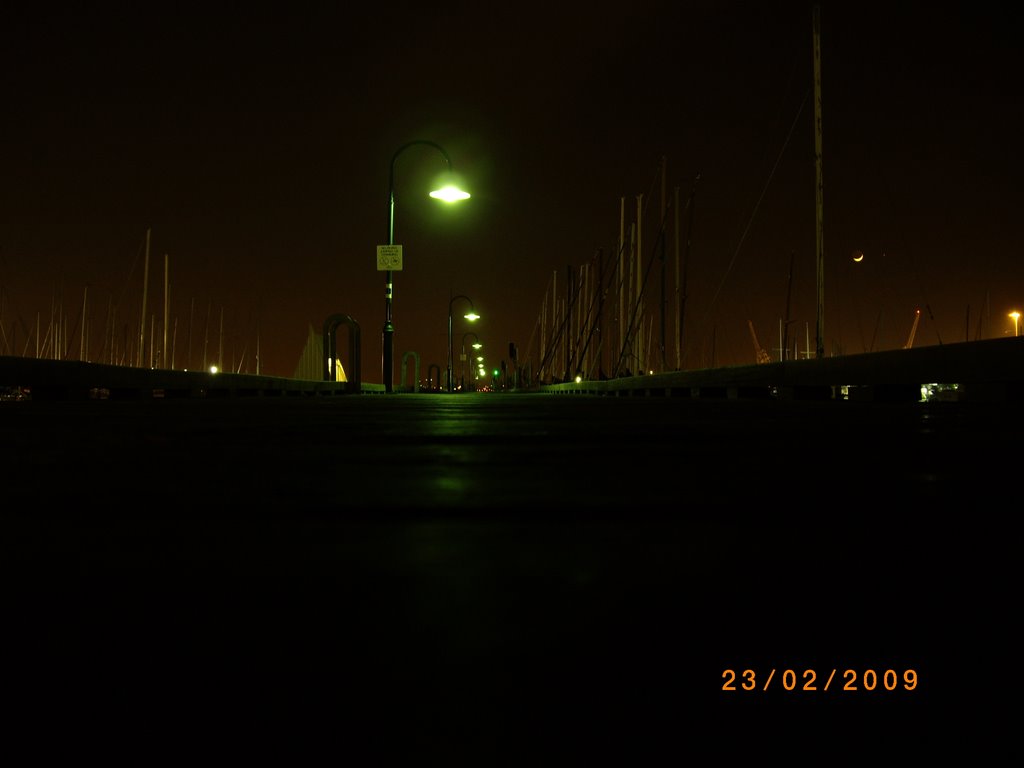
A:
[853, 251, 864, 262]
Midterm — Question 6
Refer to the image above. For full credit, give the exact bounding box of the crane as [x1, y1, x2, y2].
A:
[903, 309, 922, 349]
[748, 320, 772, 364]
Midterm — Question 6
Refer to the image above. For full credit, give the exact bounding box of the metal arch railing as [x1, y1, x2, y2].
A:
[322, 314, 361, 393]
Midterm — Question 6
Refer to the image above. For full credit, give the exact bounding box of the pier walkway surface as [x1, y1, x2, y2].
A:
[1, 392, 1015, 762]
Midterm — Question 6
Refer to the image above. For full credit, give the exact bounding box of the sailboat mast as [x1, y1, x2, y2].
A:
[79, 285, 88, 361]
[218, 306, 224, 371]
[138, 227, 150, 367]
[630, 192, 638, 372]
[813, 5, 825, 359]
[163, 253, 169, 370]
[680, 173, 698, 370]
[673, 185, 680, 370]
[618, 197, 625, 370]
[659, 156, 667, 372]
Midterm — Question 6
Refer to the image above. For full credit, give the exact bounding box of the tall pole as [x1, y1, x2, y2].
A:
[636, 194, 643, 373]
[659, 157, 667, 373]
[108, 300, 115, 364]
[460, 333, 479, 391]
[446, 294, 475, 392]
[203, 299, 210, 371]
[618, 198, 625, 371]
[783, 250, 795, 360]
[679, 173, 698, 371]
[163, 253, 169, 370]
[138, 227, 150, 368]
[551, 269, 557, 380]
[597, 248, 605, 377]
[539, 279, 547, 382]
[79, 285, 87, 361]
[813, 4, 825, 359]
[384, 140, 455, 394]
[564, 266, 571, 380]
[673, 185, 680, 370]
[218, 306, 224, 371]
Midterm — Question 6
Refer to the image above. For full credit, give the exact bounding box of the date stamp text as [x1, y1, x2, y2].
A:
[722, 668, 918, 692]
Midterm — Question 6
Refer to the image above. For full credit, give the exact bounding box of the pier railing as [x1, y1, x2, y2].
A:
[3, 336, 1023, 402]
[539, 336, 1024, 402]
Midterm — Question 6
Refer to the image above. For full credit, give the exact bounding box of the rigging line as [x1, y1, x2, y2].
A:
[894, 197, 941, 345]
[538, 274, 573, 377]
[608, 163, 674, 375]
[597, 160, 668, 359]
[615, 180, 693, 374]
[522, 307, 541, 365]
[614, 214, 672, 375]
[571, 250, 614, 377]
[698, 86, 810, 332]
[543, 159, 681, 378]
[540, 262, 593, 378]
[113, 231, 147, 311]
[546, 246, 613, 378]
[857, 114, 940, 346]
[542, 237, 626, 377]
[525, 268, 562, 370]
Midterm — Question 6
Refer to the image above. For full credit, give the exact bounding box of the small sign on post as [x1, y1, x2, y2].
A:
[376, 245, 403, 271]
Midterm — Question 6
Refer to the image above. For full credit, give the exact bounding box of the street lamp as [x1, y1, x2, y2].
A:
[1010, 311, 1021, 337]
[447, 294, 479, 393]
[382, 140, 470, 393]
[461, 332, 481, 391]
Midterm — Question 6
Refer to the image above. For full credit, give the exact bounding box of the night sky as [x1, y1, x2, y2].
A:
[2, 1, 1021, 383]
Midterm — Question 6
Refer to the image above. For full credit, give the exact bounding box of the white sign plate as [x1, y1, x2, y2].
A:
[376, 245, 403, 271]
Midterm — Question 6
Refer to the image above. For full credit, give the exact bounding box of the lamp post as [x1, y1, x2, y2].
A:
[447, 294, 479, 393]
[461, 332, 481, 391]
[382, 140, 470, 393]
[1010, 311, 1021, 337]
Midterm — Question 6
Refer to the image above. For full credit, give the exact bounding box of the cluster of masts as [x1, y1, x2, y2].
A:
[0, 227, 259, 374]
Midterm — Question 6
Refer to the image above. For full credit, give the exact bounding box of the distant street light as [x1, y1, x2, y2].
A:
[447, 294, 479, 393]
[382, 140, 470, 393]
[461, 332, 481, 391]
[1010, 311, 1021, 337]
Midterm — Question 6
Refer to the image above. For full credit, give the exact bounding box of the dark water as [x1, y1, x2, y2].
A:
[1, 395, 1014, 761]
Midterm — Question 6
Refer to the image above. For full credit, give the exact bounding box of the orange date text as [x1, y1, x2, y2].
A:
[721, 668, 918, 692]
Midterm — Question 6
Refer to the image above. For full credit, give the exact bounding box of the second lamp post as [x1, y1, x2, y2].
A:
[461, 332, 481, 391]
[447, 294, 479, 392]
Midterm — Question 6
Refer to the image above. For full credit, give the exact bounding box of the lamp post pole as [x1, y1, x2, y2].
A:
[447, 294, 477, 393]
[383, 140, 467, 393]
[461, 332, 480, 391]
[1011, 311, 1021, 337]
